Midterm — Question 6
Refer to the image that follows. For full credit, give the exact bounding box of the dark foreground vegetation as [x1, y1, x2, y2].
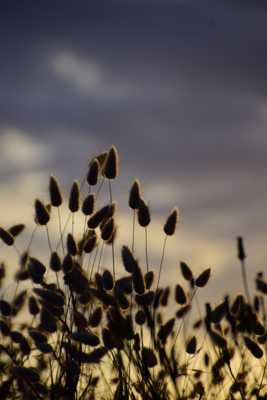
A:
[0, 146, 267, 399]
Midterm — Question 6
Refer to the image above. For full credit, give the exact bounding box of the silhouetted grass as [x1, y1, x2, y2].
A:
[0, 146, 266, 399]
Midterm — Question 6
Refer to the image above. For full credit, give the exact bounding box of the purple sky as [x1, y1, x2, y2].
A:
[1, 0, 267, 301]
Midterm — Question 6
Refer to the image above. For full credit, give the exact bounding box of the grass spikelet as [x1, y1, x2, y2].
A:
[101, 217, 115, 241]
[62, 253, 73, 273]
[175, 284, 187, 305]
[67, 233, 78, 256]
[65, 263, 89, 294]
[137, 198, 151, 227]
[176, 304, 191, 318]
[164, 207, 179, 236]
[11, 290, 27, 316]
[115, 276, 133, 295]
[35, 341, 53, 354]
[180, 261, 194, 282]
[103, 145, 119, 180]
[81, 347, 107, 363]
[186, 336, 197, 354]
[0, 299, 12, 316]
[0, 227, 14, 246]
[87, 158, 100, 186]
[28, 296, 40, 315]
[132, 263, 145, 294]
[121, 245, 139, 273]
[29, 329, 47, 343]
[244, 336, 263, 358]
[102, 269, 114, 291]
[129, 179, 141, 209]
[142, 347, 157, 368]
[34, 199, 50, 225]
[72, 331, 100, 346]
[135, 309, 146, 325]
[12, 367, 40, 383]
[40, 308, 57, 333]
[0, 319, 10, 335]
[82, 193, 95, 215]
[83, 232, 97, 253]
[115, 289, 129, 309]
[195, 268, 211, 287]
[237, 236, 246, 261]
[135, 291, 154, 307]
[33, 288, 65, 308]
[49, 175, 63, 207]
[49, 251, 61, 272]
[68, 180, 80, 212]
[158, 318, 175, 343]
[8, 224, 25, 237]
[28, 257, 46, 276]
[209, 329, 227, 348]
[88, 204, 114, 229]
[256, 276, 267, 294]
[210, 300, 227, 323]
[144, 270, 154, 289]
[89, 306, 102, 327]
[161, 286, 170, 306]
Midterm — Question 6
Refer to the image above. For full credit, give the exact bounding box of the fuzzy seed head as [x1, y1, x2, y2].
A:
[8, 224, 25, 237]
[129, 179, 141, 210]
[87, 158, 100, 186]
[137, 198, 151, 227]
[34, 199, 50, 225]
[103, 145, 119, 180]
[0, 227, 14, 246]
[69, 180, 80, 212]
[82, 193, 95, 215]
[164, 207, 179, 236]
[237, 236, 246, 261]
[49, 176, 63, 207]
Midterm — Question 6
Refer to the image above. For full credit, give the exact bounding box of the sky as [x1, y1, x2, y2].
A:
[0, 0, 267, 302]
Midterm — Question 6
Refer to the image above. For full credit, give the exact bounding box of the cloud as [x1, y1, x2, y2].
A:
[51, 51, 136, 100]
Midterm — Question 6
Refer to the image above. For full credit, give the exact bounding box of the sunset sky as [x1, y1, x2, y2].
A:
[1, 0, 267, 301]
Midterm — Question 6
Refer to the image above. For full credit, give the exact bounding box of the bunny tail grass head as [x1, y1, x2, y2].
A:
[129, 179, 141, 210]
[103, 145, 119, 180]
[87, 158, 100, 186]
[34, 199, 50, 226]
[69, 180, 80, 212]
[0, 227, 15, 246]
[137, 198, 151, 227]
[49, 176, 63, 207]
[237, 236, 246, 261]
[164, 207, 179, 236]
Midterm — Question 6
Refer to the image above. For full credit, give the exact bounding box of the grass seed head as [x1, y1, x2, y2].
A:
[66, 233, 78, 256]
[34, 199, 50, 225]
[49, 175, 63, 207]
[82, 193, 95, 215]
[0, 227, 14, 246]
[142, 347, 157, 368]
[237, 236, 246, 261]
[137, 198, 151, 227]
[87, 158, 100, 186]
[103, 145, 119, 180]
[68, 180, 80, 212]
[8, 224, 25, 237]
[244, 336, 263, 358]
[129, 179, 141, 210]
[175, 284, 187, 305]
[195, 268, 211, 288]
[50, 251, 61, 272]
[164, 207, 179, 236]
[144, 271, 154, 290]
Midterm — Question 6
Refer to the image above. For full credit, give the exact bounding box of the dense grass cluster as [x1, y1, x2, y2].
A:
[0, 146, 267, 399]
